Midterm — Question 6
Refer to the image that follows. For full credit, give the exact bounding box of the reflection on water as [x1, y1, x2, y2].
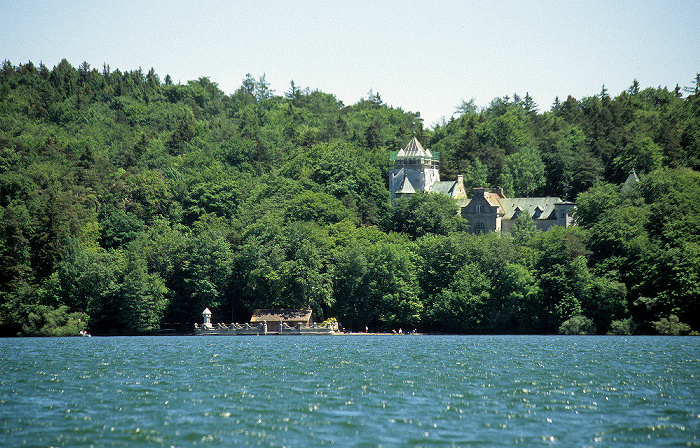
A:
[1, 335, 698, 446]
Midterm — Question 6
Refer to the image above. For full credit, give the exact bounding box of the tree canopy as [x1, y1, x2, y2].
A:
[1, 59, 698, 336]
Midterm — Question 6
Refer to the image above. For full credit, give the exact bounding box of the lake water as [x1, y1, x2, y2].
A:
[1, 335, 698, 447]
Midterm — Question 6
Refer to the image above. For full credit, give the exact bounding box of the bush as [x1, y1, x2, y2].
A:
[607, 317, 636, 335]
[559, 315, 596, 335]
[652, 315, 691, 335]
[21, 305, 89, 336]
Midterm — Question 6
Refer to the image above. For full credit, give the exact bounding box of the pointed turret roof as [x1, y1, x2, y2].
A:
[621, 169, 640, 194]
[625, 169, 640, 184]
[395, 173, 416, 194]
[396, 136, 432, 158]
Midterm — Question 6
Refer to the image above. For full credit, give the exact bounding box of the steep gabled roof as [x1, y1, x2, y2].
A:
[472, 188, 503, 208]
[485, 194, 502, 208]
[429, 180, 456, 196]
[499, 197, 563, 220]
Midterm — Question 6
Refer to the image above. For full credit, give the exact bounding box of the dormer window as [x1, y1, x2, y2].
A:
[533, 206, 543, 219]
[512, 207, 521, 219]
[475, 204, 482, 213]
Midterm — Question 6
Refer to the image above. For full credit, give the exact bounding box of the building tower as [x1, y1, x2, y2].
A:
[389, 137, 440, 201]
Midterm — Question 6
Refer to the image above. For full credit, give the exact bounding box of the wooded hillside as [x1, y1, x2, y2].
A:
[1, 59, 698, 336]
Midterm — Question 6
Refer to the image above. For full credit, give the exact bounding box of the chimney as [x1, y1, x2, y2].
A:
[456, 174, 463, 184]
[473, 187, 489, 199]
[495, 186, 506, 198]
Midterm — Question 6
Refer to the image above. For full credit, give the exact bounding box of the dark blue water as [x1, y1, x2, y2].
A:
[1, 335, 698, 447]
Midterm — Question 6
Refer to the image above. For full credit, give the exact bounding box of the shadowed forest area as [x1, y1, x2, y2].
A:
[1, 59, 698, 336]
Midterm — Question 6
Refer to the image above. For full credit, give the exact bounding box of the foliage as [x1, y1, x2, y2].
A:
[499, 146, 546, 196]
[426, 263, 491, 333]
[558, 315, 596, 335]
[336, 241, 422, 331]
[607, 318, 636, 335]
[510, 210, 538, 246]
[0, 59, 698, 335]
[21, 305, 89, 337]
[383, 192, 468, 238]
[652, 315, 692, 336]
[285, 190, 354, 225]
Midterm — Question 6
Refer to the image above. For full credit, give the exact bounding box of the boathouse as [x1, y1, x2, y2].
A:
[250, 309, 314, 333]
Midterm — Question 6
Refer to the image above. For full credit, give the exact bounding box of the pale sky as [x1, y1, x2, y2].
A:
[2, 0, 698, 127]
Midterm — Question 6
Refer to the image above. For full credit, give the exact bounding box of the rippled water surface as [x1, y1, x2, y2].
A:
[1, 335, 698, 447]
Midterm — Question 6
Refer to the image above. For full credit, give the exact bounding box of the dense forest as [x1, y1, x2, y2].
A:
[1, 59, 699, 336]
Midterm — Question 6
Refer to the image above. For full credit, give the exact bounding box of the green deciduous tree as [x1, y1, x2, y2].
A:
[463, 157, 489, 191]
[336, 242, 422, 331]
[56, 237, 169, 334]
[558, 315, 596, 335]
[118, 255, 169, 334]
[499, 146, 546, 196]
[652, 314, 692, 335]
[582, 276, 627, 334]
[285, 190, 354, 225]
[529, 226, 592, 332]
[0, 205, 33, 289]
[21, 305, 89, 336]
[573, 182, 621, 229]
[426, 263, 491, 333]
[511, 210, 538, 246]
[384, 192, 467, 238]
[613, 136, 663, 177]
[415, 233, 470, 303]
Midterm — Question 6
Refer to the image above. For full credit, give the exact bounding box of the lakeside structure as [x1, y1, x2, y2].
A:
[194, 308, 339, 335]
[390, 137, 576, 234]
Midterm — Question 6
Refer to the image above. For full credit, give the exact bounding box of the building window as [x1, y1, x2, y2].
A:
[474, 223, 486, 234]
[475, 204, 482, 213]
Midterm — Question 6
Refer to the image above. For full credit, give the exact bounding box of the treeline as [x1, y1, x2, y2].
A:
[0, 59, 698, 336]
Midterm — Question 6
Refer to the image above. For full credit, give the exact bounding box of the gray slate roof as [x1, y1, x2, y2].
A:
[394, 169, 417, 194]
[429, 181, 457, 196]
[499, 197, 564, 220]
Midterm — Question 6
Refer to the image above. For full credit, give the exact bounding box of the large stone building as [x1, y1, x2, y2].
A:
[461, 187, 575, 233]
[389, 137, 467, 201]
[389, 138, 576, 233]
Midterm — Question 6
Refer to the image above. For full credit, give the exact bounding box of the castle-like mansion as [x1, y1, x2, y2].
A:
[389, 137, 467, 202]
[390, 137, 575, 233]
